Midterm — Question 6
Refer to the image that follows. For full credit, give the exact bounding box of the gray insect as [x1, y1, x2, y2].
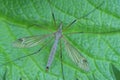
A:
[13, 22, 89, 71]
[12, 1, 104, 72]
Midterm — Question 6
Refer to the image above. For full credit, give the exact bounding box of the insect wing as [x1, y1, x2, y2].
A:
[64, 40, 89, 71]
[13, 34, 51, 48]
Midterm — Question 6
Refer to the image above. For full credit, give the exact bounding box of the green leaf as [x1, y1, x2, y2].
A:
[111, 64, 120, 80]
[0, 0, 120, 80]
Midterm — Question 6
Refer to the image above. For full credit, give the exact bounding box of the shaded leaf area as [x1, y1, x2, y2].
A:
[110, 64, 120, 80]
[0, 0, 120, 80]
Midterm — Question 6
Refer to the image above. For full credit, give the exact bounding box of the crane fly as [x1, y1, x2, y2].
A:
[1, 1, 104, 80]
[13, 21, 89, 71]
[9, 1, 103, 71]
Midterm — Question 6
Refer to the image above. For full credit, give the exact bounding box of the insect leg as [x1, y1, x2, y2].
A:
[0, 39, 52, 67]
[63, 1, 104, 31]
[60, 40, 65, 80]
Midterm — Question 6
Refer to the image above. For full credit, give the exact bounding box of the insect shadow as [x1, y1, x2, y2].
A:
[1, 1, 104, 80]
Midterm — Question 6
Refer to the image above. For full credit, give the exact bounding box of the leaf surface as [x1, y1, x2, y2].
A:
[0, 0, 120, 80]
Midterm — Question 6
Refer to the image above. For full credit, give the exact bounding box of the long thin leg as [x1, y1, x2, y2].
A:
[60, 40, 65, 80]
[63, 1, 104, 31]
[0, 46, 43, 66]
[0, 39, 52, 66]
[64, 28, 120, 35]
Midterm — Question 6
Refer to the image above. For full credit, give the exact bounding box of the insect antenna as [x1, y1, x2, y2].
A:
[63, 1, 104, 31]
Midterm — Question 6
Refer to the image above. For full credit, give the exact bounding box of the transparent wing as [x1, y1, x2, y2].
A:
[64, 39, 89, 71]
[13, 34, 52, 48]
